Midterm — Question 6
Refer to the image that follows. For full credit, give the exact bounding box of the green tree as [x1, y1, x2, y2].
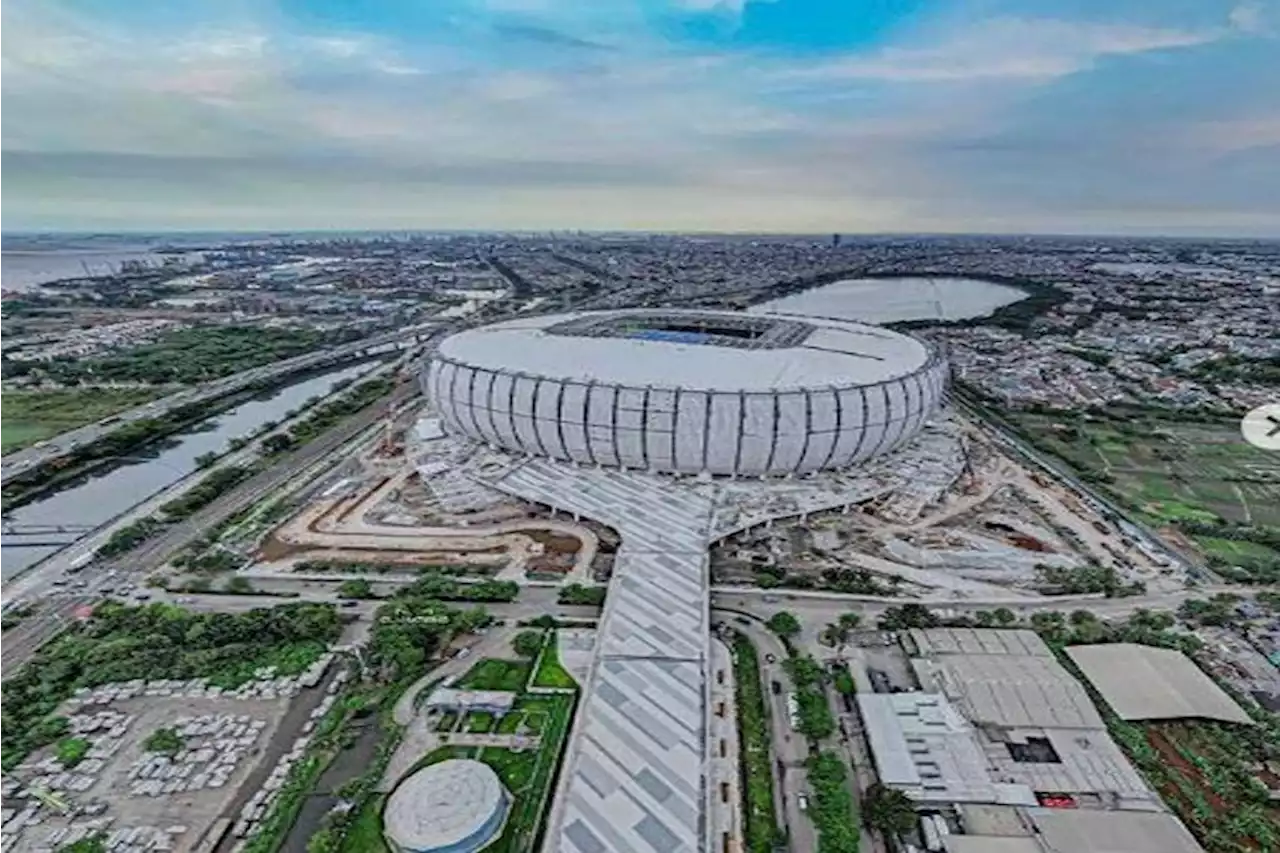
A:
[56, 736, 91, 767]
[863, 783, 917, 837]
[877, 604, 938, 631]
[56, 833, 107, 853]
[194, 451, 219, 469]
[337, 579, 375, 599]
[224, 575, 254, 595]
[143, 727, 184, 755]
[513, 630, 545, 659]
[838, 612, 862, 631]
[993, 608, 1018, 626]
[766, 611, 801, 638]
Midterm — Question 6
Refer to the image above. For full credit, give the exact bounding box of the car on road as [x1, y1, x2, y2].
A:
[770, 680, 782, 695]
[797, 793, 809, 811]
[765, 653, 777, 664]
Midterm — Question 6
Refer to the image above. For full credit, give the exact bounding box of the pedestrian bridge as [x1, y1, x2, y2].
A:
[1, 522, 94, 548]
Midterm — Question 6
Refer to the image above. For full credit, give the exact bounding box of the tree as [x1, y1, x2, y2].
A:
[863, 783, 917, 837]
[56, 833, 107, 853]
[513, 630, 545, 659]
[766, 611, 801, 638]
[993, 608, 1018, 626]
[194, 452, 219, 469]
[838, 612, 862, 631]
[877, 604, 938, 631]
[143, 727, 184, 755]
[262, 434, 296, 455]
[224, 576, 254, 594]
[337, 579, 375, 599]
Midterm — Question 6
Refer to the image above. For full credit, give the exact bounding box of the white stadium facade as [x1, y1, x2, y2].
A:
[425, 309, 947, 477]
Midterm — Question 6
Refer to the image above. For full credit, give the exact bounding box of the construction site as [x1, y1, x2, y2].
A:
[163, 404, 617, 594]
[709, 415, 1186, 599]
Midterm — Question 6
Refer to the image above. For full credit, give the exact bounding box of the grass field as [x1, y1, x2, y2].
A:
[1010, 413, 1280, 529]
[531, 634, 578, 689]
[340, 794, 389, 853]
[1, 387, 166, 453]
[455, 658, 533, 692]
[1197, 537, 1280, 563]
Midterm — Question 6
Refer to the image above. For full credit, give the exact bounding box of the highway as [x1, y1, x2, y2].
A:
[0, 383, 415, 677]
[1, 323, 438, 477]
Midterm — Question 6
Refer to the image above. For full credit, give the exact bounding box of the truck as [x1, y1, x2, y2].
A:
[67, 553, 95, 573]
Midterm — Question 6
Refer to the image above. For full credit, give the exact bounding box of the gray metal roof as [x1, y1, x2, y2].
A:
[488, 459, 714, 853]
[1066, 644, 1252, 724]
[1027, 808, 1206, 853]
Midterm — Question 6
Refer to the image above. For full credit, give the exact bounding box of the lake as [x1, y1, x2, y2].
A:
[751, 276, 1029, 324]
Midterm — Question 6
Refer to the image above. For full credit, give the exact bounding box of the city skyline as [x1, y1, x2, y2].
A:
[3, 0, 1279, 235]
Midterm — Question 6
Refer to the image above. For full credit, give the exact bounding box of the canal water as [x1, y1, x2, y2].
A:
[751, 276, 1029, 324]
[2, 361, 381, 580]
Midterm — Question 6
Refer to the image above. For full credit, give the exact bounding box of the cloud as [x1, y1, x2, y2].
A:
[489, 22, 613, 50]
[1228, 1, 1271, 33]
[2, 0, 1277, 235]
[793, 17, 1220, 83]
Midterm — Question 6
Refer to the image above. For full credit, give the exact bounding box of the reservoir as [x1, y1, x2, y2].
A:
[1, 361, 380, 580]
[751, 276, 1029, 324]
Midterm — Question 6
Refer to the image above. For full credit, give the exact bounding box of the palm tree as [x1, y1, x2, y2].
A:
[863, 783, 917, 837]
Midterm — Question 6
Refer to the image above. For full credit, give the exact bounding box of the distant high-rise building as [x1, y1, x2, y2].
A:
[832, 233, 842, 248]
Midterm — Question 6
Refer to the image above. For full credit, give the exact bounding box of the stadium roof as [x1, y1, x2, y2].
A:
[1065, 644, 1252, 724]
[435, 309, 931, 392]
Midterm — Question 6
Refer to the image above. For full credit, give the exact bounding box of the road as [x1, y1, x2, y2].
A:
[710, 584, 1262, 650]
[726, 615, 817, 853]
[0, 385, 415, 677]
[1, 324, 437, 476]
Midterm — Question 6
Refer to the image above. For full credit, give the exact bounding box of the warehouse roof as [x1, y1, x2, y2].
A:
[1065, 644, 1251, 724]
[944, 838, 1042, 853]
[1026, 807, 1206, 853]
[903, 628, 1157, 807]
[908, 629, 1103, 730]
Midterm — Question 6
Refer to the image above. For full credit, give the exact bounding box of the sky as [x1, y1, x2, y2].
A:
[2, 0, 1278, 235]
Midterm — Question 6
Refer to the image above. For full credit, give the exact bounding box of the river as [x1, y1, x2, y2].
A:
[1, 362, 380, 580]
[1, 249, 201, 292]
[751, 276, 1028, 323]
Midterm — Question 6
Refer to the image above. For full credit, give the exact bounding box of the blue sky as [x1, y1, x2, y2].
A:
[2, 0, 1277, 234]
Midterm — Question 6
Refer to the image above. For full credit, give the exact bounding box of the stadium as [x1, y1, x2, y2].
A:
[425, 308, 947, 476]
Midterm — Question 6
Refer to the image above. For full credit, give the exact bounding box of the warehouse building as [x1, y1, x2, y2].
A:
[857, 629, 1206, 852]
[1065, 643, 1252, 724]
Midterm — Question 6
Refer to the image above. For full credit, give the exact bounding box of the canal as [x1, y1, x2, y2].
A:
[2, 361, 383, 580]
